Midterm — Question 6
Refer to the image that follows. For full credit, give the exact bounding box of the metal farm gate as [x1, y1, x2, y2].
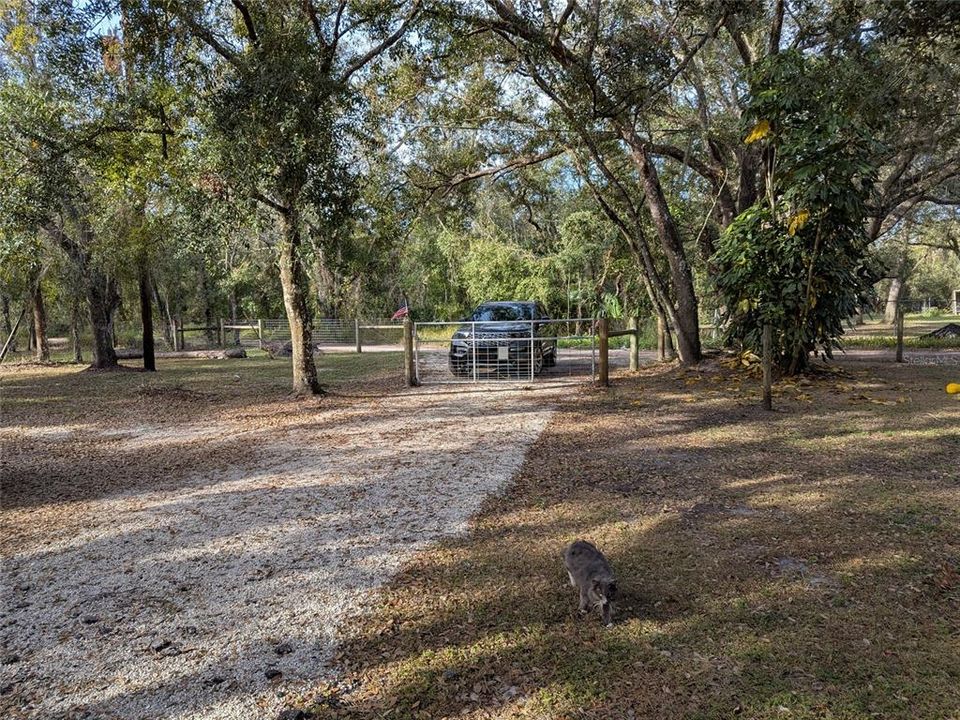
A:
[155, 315, 640, 388]
[413, 318, 605, 384]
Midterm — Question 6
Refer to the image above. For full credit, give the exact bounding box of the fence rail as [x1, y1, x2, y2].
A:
[155, 318, 407, 351]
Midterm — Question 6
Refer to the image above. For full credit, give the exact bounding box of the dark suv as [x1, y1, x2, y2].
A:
[449, 301, 557, 377]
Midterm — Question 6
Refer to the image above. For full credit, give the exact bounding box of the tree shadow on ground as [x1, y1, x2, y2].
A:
[1, 356, 561, 719]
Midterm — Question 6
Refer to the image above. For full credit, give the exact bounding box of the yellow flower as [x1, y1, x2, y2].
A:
[787, 208, 810, 236]
[744, 119, 771, 144]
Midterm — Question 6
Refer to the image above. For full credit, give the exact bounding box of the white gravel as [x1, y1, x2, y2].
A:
[1, 388, 554, 719]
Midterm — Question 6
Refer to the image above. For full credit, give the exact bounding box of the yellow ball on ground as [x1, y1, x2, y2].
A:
[947, 383, 960, 395]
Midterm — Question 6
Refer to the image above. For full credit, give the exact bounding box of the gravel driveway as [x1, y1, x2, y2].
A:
[1, 387, 554, 719]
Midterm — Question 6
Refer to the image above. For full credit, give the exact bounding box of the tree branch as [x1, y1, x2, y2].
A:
[419, 148, 563, 197]
[337, 0, 422, 84]
[170, 7, 242, 69]
[769, 0, 784, 56]
[551, 0, 575, 46]
[648, 142, 737, 223]
[648, 142, 723, 184]
[647, 16, 725, 102]
[230, 0, 259, 47]
[303, 0, 325, 44]
[251, 192, 290, 215]
[724, 15, 755, 66]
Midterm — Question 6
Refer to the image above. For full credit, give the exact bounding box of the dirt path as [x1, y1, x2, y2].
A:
[1, 383, 556, 719]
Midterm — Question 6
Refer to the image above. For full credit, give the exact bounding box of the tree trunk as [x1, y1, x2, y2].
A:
[229, 289, 240, 345]
[736, 146, 760, 215]
[619, 126, 702, 364]
[32, 278, 50, 362]
[200, 264, 216, 345]
[548, 90, 699, 364]
[71, 297, 83, 363]
[0, 307, 25, 362]
[278, 210, 322, 395]
[87, 269, 120, 369]
[154, 284, 174, 347]
[577, 276, 583, 332]
[44, 219, 120, 368]
[657, 313, 676, 362]
[2, 294, 16, 353]
[884, 277, 903, 325]
[572, 143, 687, 357]
[140, 263, 156, 372]
[657, 315, 667, 362]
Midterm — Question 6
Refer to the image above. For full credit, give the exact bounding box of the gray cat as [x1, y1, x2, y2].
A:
[563, 539, 617, 626]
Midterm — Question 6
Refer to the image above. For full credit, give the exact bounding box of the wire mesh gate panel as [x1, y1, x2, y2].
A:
[414, 319, 599, 384]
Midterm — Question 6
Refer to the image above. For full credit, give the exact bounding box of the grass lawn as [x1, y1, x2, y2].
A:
[844, 314, 960, 349]
[0, 350, 404, 415]
[314, 358, 960, 719]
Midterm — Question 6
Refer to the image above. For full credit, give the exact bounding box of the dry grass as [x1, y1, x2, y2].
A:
[3, 352, 957, 719]
[313, 358, 960, 720]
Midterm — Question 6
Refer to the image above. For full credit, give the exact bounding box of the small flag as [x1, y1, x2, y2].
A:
[391, 304, 409, 320]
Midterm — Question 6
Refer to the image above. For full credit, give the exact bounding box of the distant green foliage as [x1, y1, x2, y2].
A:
[461, 236, 552, 306]
[907, 245, 960, 308]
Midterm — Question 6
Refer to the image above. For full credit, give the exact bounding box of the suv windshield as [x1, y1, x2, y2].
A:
[470, 304, 533, 322]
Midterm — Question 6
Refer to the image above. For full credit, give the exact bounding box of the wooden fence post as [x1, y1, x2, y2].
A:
[895, 305, 904, 363]
[762, 323, 773, 411]
[598, 317, 610, 387]
[629, 316, 640, 371]
[403, 316, 417, 387]
[258, 318, 265, 350]
[219, 318, 225, 348]
[355, 318, 362, 353]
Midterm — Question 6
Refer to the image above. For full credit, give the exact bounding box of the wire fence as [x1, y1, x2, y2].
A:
[0, 312, 718, 368]
[238, 318, 404, 351]
[106, 318, 407, 353]
[11, 300, 954, 370]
